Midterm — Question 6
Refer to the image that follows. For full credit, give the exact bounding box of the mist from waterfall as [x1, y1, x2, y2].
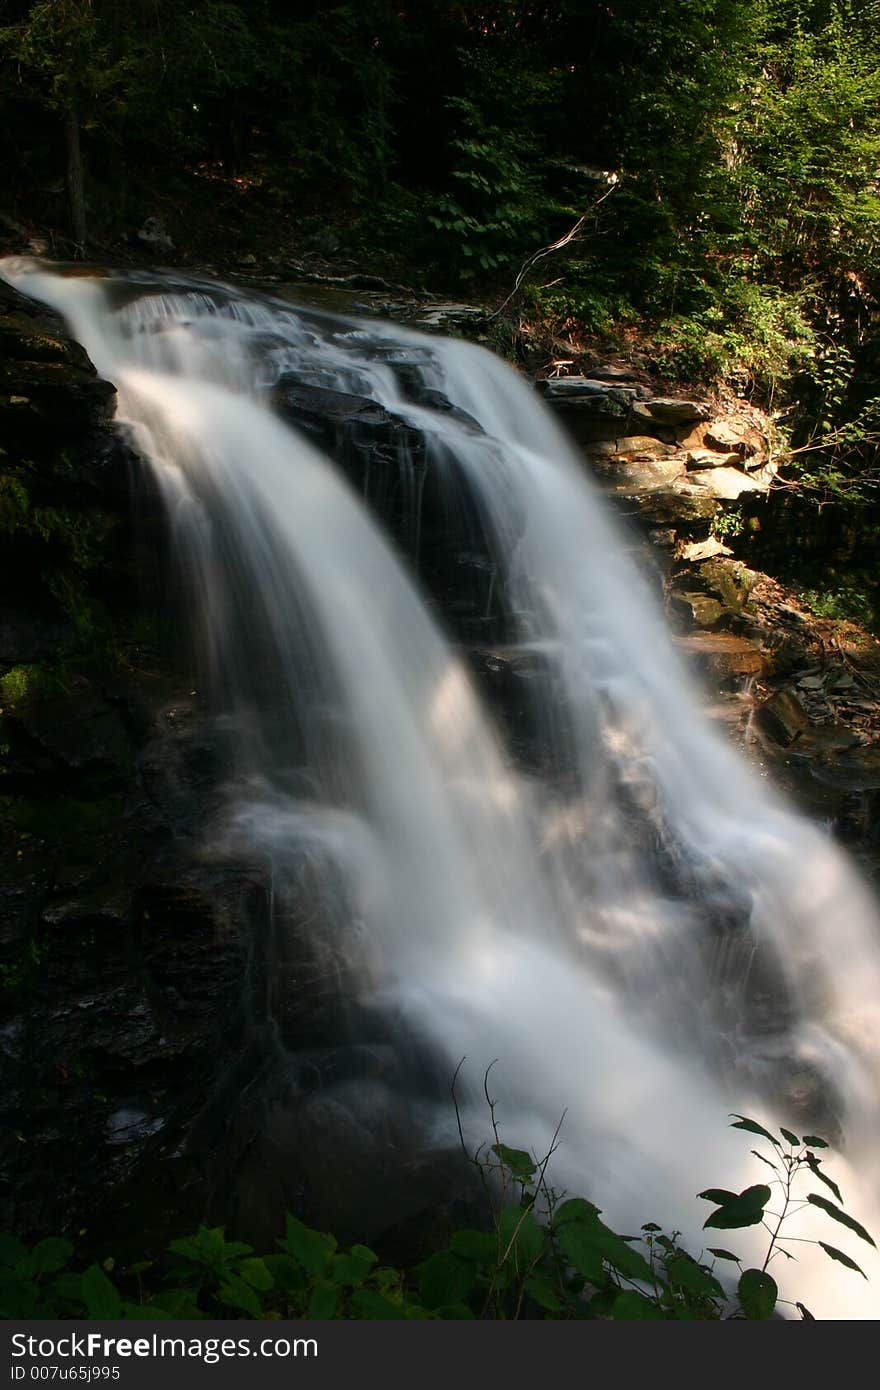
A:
[3, 259, 878, 1317]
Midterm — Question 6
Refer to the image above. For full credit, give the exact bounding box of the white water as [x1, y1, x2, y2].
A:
[3, 259, 879, 1317]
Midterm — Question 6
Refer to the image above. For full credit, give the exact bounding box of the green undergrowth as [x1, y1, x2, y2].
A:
[1, 1112, 873, 1321]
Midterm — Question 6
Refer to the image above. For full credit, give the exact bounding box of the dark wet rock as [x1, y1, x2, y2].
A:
[630, 396, 711, 426]
[537, 374, 643, 403]
[755, 688, 811, 745]
[8, 693, 132, 776]
[412, 303, 487, 334]
[137, 217, 174, 253]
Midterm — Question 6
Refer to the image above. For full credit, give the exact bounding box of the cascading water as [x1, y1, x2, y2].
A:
[2, 258, 878, 1317]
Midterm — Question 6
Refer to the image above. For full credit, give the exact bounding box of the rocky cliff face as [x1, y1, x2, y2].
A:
[0, 281, 268, 1250]
[536, 363, 880, 874]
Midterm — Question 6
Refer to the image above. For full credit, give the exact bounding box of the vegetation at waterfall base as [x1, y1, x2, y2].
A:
[0, 1115, 874, 1320]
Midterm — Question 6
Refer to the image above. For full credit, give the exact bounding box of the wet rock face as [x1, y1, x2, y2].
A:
[539, 374, 773, 548]
[273, 375, 508, 643]
[0, 283, 270, 1243]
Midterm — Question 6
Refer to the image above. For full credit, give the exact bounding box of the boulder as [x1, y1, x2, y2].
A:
[413, 303, 486, 333]
[137, 217, 174, 253]
[755, 688, 810, 744]
[696, 558, 760, 614]
[675, 631, 768, 681]
[675, 536, 733, 563]
[632, 396, 712, 426]
[669, 591, 727, 629]
[624, 488, 719, 529]
[703, 420, 764, 458]
[687, 466, 768, 499]
[589, 435, 676, 458]
[686, 448, 743, 470]
[593, 454, 687, 492]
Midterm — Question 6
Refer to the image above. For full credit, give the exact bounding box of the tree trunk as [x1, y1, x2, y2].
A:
[65, 100, 87, 256]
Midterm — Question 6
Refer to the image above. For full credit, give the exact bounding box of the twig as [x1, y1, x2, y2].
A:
[488, 184, 618, 322]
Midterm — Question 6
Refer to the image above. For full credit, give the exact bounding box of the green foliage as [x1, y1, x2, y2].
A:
[0, 665, 30, 708]
[0, 1108, 872, 1320]
[648, 282, 815, 393]
[798, 582, 875, 628]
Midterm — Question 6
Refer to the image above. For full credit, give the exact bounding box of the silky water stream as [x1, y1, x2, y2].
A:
[3, 260, 878, 1316]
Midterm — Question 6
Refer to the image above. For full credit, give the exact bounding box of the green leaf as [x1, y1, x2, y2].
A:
[818, 1242, 867, 1278]
[307, 1282, 340, 1320]
[432, 1301, 471, 1319]
[698, 1189, 738, 1206]
[351, 1290, 407, 1319]
[81, 1263, 122, 1319]
[148, 1288, 203, 1318]
[807, 1194, 876, 1247]
[738, 1268, 778, 1319]
[612, 1290, 664, 1319]
[796, 1302, 816, 1320]
[450, 1229, 497, 1264]
[803, 1135, 829, 1149]
[262, 1254, 306, 1295]
[557, 1212, 653, 1283]
[491, 1143, 536, 1181]
[555, 1198, 601, 1226]
[750, 1150, 779, 1172]
[417, 1252, 476, 1310]
[665, 1256, 723, 1298]
[28, 1237, 74, 1276]
[555, 1221, 605, 1284]
[805, 1154, 842, 1203]
[329, 1249, 377, 1286]
[277, 1216, 333, 1276]
[779, 1127, 801, 1147]
[121, 1303, 173, 1320]
[703, 1185, 771, 1231]
[730, 1115, 781, 1146]
[0, 1235, 28, 1268]
[523, 1272, 562, 1313]
[218, 1275, 263, 1317]
[53, 1273, 88, 1305]
[239, 1257, 273, 1291]
[498, 1205, 545, 1268]
[708, 1248, 741, 1263]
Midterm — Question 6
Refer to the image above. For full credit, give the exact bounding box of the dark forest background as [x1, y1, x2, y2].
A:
[2, 1, 880, 598]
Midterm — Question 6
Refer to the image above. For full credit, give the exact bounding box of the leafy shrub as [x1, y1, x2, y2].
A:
[1, 1110, 872, 1320]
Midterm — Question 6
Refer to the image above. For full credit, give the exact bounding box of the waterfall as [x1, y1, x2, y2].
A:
[3, 259, 878, 1317]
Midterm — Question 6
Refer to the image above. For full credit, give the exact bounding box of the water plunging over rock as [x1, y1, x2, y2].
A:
[2, 259, 879, 1317]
